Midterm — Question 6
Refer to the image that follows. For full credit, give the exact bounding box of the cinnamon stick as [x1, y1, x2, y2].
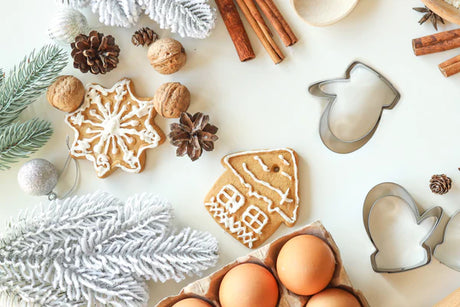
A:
[215, 0, 255, 61]
[413, 29, 460, 56]
[236, 0, 284, 64]
[439, 54, 460, 77]
[244, 0, 272, 37]
[243, 0, 284, 60]
[254, 0, 298, 46]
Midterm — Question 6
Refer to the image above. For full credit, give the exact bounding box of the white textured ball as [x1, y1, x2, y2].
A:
[17, 159, 59, 196]
[48, 8, 89, 44]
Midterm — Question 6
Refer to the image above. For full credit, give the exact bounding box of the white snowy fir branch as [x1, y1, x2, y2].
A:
[56, 0, 216, 39]
[0, 193, 219, 307]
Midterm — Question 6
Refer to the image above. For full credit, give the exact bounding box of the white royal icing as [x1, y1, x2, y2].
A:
[205, 197, 257, 248]
[279, 154, 290, 166]
[242, 162, 293, 205]
[242, 205, 269, 234]
[281, 171, 292, 180]
[254, 156, 270, 172]
[65, 79, 162, 177]
[222, 149, 299, 225]
[217, 184, 245, 214]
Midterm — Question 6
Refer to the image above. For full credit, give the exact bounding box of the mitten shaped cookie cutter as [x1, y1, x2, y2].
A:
[363, 182, 443, 273]
[434, 210, 460, 271]
[309, 61, 400, 154]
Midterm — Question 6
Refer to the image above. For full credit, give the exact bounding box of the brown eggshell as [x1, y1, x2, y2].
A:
[172, 297, 213, 307]
[276, 235, 336, 296]
[305, 288, 361, 307]
[155, 221, 369, 307]
[219, 263, 279, 307]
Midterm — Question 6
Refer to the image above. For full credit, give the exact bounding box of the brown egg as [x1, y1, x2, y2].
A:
[276, 235, 336, 296]
[306, 288, 361, 307]
[219, 263, 279, 307]
[172, 297, 213, 307]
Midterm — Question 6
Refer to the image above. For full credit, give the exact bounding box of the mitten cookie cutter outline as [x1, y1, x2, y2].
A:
[433, 210, 460, 271]
[363, 182, 443, 273]
[308, 61, 400, 154]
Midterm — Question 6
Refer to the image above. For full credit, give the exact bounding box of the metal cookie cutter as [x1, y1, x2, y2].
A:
[309, 61, 400, 154]
[433, 210, 460, 271]
[363, 182, 443, 273]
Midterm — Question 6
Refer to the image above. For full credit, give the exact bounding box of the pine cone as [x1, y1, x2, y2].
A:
[71, 31, 120, 74]
[430, 174, 452, 195]
[169, 112, 218, 161]
[132, 27, 158, 47]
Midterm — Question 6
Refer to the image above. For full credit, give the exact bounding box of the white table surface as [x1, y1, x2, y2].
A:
[1, 0, 460, 306]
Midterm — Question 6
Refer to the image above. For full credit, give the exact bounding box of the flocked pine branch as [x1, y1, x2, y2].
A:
[0, 69, 4, 86]
[140, 0, 216, 39]
[57, 0, 216, 38]
[0, 45, 67, 127]
[0, 119, 53, 171]
[57, 0, 91, 7]
[0, 193, 219, 307]
[91, 0, 143, 28]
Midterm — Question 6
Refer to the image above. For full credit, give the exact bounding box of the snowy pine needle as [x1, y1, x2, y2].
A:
[0, 193, 219, 307]
[141, 0, 216, 39]
[58, 0, 216, 39]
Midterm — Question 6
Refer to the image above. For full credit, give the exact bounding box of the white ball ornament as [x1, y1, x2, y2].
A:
[48, 8, 89, 44]
[17, 159, 59, 197]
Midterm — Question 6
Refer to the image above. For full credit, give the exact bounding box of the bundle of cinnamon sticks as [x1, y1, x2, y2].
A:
[413, 29, 460, 77]
[215, 0, 297, 64]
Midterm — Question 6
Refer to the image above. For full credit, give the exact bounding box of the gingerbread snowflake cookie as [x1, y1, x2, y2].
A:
[205, 148, 300, 248]
[65, 79, 165, 178]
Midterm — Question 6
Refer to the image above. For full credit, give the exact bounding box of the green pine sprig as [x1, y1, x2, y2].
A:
[0, 119, 53, 170]
[0, 45, 67, 170]
[0, 45, 67, 127]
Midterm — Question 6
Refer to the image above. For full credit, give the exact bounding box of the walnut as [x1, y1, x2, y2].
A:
[47, 75, 85, 112]
[153, 82, 191, 118]
[148, 38, 186, 74]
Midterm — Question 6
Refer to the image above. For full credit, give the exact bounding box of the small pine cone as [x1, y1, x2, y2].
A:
[132, 27, 158, 47]
[71, 30, 120, 74]
[169, 112, 218, 161]
[430, 174, 452, 195]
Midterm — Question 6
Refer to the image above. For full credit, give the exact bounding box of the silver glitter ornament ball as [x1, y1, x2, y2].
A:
[48, 8, 89, 44]
[17, 159, 59, 196]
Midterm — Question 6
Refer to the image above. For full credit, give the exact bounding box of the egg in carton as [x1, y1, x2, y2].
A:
[156, 221, 369, 307]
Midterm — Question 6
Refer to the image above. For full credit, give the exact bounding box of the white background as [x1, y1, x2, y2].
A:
[1, 0, 460, 306]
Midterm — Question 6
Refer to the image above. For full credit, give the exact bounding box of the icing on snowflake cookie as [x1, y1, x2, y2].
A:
[65, 79, 165, 178]
[204, 148, 300, 248]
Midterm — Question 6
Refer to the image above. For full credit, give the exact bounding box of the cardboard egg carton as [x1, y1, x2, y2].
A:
[156, 221, 369, 307]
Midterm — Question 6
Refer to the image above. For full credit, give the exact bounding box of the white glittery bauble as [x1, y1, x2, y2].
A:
[17, 159, 59, 196]
[48, 8, 89, 44]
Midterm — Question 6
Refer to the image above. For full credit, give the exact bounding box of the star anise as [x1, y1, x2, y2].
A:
[169, 112, 218, 161]
[413, 6, 444, 31]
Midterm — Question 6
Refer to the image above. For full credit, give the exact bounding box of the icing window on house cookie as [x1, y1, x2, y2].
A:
[217, 184, 245, 214]
[242, 205, 268, 234]
[205, 197, 257, 247]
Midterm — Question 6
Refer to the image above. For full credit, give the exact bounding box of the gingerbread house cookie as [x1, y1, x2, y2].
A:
[65, 79, 165, 178]
[205, 148, 300, 248]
